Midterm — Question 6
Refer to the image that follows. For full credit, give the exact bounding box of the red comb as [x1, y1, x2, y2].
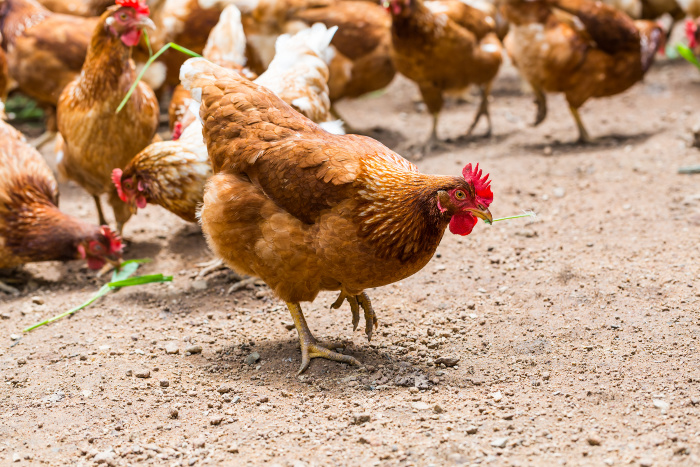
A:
[112, 168, 128, 202]
[100, 226, 123, 255]
[462, 163, 493, 203]
[115, 0, 150, 15]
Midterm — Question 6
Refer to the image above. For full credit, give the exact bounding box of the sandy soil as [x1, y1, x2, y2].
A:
[2, 59, 700, 467]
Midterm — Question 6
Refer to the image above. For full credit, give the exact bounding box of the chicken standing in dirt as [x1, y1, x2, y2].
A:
[57, 0, 158, 234]
[180, 58, 494, 373]
[502, 0, 663, 142]
[387, 0, 503, 153]
[0, 120, 122, 295]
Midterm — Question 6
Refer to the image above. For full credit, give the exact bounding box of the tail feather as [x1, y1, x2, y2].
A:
[275, 23, 338, 65]
[202, 5, 248, 68]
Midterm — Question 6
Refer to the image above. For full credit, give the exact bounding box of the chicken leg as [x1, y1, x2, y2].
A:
[93, 195, 108, 226]
[569, 105, 591, 144]
[288, 302, 361, 374]
[331, 291, 379, 341]
[467, 84, 493, 137]
[532, 85, 547, 127]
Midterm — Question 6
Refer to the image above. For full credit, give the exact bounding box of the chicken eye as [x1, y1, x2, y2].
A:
[455, 190, 466, 200]
[119, 12, 128, 20]
[93, 244, 105, 253]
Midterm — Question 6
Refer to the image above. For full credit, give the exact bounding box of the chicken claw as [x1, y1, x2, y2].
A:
[357, 292, 378, 342]
[288, 302, 361, 374]
[331, 291, 379, 341]
[331, 292, 360, 331]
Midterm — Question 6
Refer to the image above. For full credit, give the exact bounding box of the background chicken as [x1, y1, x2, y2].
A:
[180, 57, 493, 373]
[34, 0, 113, 15]
[0, 0, 99, 143]
[0, 120, 122, 294]
[387, 0, 503, 153]
[57, 0, 159, 235]
[292, 2, 396, 115]
[168, 3, 256, 134]
[115, 17, 341, 225]
[502, 0, 663, 142]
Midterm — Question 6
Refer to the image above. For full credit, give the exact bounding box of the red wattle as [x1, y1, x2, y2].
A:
[87, 256, 106, 270]
[120, 29, 142, 47]
[449, 213, 477, 236]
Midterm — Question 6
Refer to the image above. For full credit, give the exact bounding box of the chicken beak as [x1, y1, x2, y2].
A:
[136, 16, 156, 31]
[466, 207, 493, 225]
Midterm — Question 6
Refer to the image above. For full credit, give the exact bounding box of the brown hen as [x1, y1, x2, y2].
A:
[57, 0, 159, 234]
[0, 0, 98, 138]
[387, 0, 504, 153]
[502, 0, 663, 142]
[181, 58, 494, 373]
[0, 120, 122, 294]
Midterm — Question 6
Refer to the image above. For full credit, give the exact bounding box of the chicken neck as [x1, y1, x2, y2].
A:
[76, 16, 135, 101]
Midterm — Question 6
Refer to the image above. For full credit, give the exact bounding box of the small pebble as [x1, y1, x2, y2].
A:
[125, 369, 133, 377]
[245, 352, 260, 365]
[159, 380, 169, 388]
[411, 402, 429, 410]
[226, 444, 239, 453]
[17, 358, 26, 366]
[135, 369, 150, 379]
[490, 391, 503, 402]
[466, 425, 478, 435]
[434, 405, 445, 414]
[490, 437, 508, 448]
[31, 296, 44, 305]
[587, 434, 602, 446]
[653, 399, 669, 411]
[164, 343, 179, 355]
[169, 408, 179, 419]
[352, 413, 371, 425]
[210, 415, 223, 426]
[185, 345, 202, 355]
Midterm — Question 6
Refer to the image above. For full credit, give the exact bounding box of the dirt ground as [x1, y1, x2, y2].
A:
[2, 58, 700, 467]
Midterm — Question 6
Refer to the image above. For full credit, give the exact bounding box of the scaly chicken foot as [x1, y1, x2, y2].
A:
[357, 292, 378, 342]
[569, 105, 591, 144]
[330, 291, 378, 341]
[331, 292, 360, 331]
[467, 84, 492, 138]
[287, 302, 361, 374]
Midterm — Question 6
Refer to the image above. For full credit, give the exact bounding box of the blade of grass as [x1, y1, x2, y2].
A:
[143, 30, 153, 58]
[676, 44, 700, 71]
[117, 42, 202, 113]
[492, 212, 537, 222]
[23, 260, 172, 332]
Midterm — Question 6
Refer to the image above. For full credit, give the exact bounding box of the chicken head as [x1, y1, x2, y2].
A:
[106, 0, 155, 47]
[437, 163, 493, 235]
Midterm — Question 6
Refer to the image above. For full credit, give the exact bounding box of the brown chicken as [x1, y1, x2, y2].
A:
[57, 0, 159, 234]
[0, 120, 122, 294]
[0, 0, 99, 137]
[502, 0, 663, 142]
[181, 57, 494, 373]
[387, 0, 504, 153]
[293, 1, 396, 105]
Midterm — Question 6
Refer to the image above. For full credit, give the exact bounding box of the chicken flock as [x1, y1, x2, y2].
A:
[0, 0, 692, 372]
